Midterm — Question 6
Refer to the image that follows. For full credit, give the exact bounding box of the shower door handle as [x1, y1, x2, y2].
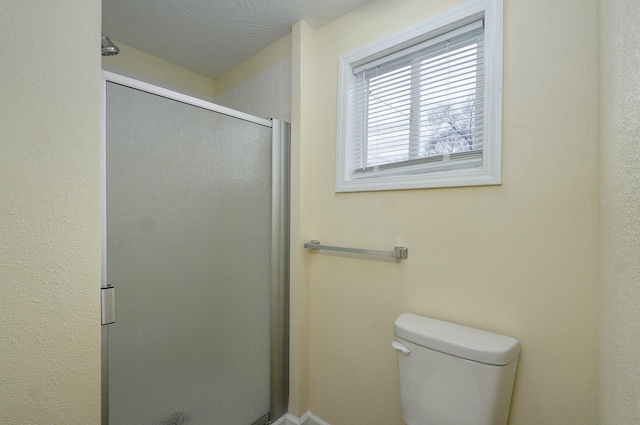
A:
[101, 286, 115, 325]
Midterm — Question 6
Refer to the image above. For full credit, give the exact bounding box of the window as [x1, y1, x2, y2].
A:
[336, 0, 502, 192]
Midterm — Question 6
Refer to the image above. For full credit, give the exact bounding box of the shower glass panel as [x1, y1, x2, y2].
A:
[104, 81, 281, 425]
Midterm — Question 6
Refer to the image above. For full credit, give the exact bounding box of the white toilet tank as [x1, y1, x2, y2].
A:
[393, 313, 520, 425]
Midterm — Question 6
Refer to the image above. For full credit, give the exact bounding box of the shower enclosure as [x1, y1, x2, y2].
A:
[101, 72, 289, 425]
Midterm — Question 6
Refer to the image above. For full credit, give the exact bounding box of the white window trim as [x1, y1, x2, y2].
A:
[335, 0, 503, 192]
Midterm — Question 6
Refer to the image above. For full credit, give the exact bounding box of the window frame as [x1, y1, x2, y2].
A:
[335, 0, 503, 192]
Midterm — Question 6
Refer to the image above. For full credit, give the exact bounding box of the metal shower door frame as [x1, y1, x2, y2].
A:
[100, 71, 290, 425]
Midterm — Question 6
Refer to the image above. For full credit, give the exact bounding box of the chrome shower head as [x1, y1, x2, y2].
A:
[102, 34, 120, 56]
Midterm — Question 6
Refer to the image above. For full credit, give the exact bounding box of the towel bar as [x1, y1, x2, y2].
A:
[304, 240, 408, 259]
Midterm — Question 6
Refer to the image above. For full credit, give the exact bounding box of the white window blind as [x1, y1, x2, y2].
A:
[351, 20, 485, 177]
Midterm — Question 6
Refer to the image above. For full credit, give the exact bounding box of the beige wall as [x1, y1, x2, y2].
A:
[101, 35, 292, 106]
[294, 0, 599, 424]
[5, 0, 634, 424]
[0, 2, 102, 424]
[102, 40, 215, 99]
[598, 0, 640, 423]
[287, 21, 319, 417]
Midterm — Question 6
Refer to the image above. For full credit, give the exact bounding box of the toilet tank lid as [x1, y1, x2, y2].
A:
[394, 313, 520, 365]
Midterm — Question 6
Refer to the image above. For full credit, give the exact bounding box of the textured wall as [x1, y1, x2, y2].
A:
[213, 59, 292, 122]
[295, 0, 599, 424]
[213, 34, 292, 122]
[214, 33, 292, 96]
[0, 2, 102, 424]
[598, 0, 640, 423]
[102, 41, 215, 100]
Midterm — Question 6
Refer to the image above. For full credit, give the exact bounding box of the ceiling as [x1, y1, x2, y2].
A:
[103, 0, 371, 79]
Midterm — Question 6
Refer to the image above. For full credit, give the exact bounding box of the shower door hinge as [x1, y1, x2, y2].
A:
[101, 285, 115, 325]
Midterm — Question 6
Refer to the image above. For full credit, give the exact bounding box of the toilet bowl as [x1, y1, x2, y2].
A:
[393, 313, 520, 425]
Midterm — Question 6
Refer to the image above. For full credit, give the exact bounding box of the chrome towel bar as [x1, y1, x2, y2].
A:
[304, 240, 408, 259]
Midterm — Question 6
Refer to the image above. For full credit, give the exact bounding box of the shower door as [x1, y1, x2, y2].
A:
[102, 74, 288, 425]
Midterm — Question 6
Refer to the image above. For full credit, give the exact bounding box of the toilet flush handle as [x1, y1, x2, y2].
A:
[392, 341, 411, 356]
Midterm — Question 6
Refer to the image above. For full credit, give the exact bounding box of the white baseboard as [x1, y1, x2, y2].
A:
[271, 412, 330, 425]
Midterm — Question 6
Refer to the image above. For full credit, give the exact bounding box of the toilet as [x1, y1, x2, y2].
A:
[393, 313, 520, 425]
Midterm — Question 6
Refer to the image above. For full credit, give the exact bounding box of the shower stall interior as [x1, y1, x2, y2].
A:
[101, 72, 289, 425]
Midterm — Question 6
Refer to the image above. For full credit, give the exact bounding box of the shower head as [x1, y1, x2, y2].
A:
[102, 34, 120, 56]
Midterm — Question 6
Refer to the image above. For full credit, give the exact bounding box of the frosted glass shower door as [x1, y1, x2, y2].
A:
[105, 81, 275, 425]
